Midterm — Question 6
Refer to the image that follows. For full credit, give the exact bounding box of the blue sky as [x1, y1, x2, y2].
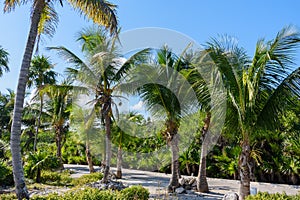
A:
[1, 0, 300, 93]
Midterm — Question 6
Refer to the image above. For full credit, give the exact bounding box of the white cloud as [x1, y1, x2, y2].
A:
[131, 100, 144, 111]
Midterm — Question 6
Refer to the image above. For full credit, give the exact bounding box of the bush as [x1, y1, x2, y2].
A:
[119, 185, 149, 200]
[0, 160, 14, 186]
[0, 184, 149, 200]
[71, 172, 103, 186]
[24, 151, 60, 182]
[246, 192, 300, 200]
[0, 193, 16, 200]
[11, 185, 149, 200]
[30, 188, 117, 200]
[40, 170, 72, 185]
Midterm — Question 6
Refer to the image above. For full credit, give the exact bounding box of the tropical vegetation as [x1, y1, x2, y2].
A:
[0, 21, 299, 200]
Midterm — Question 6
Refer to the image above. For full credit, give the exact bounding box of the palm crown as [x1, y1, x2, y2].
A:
[4, 0, 117, 37]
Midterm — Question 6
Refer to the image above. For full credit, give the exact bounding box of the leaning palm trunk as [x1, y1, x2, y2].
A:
[102, 104, 112, 183]
[197, 112, 211, 192]
[34, 96, 43, 152]
[239, 141, 251, 200]
[116, 145, 122, 179]
[10, 1, 45, 199]
[168, 134, 180, 191]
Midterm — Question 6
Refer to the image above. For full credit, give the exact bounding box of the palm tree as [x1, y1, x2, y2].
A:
[24, 151, 59, 183]
[50, 27, 149, 183]
[181, 49, 224, 193]
[28, 55, 57, 152]
[207, 26, 300, 199]
[114, 111, 144, 179]
[123, 46, 196, 191]
[0, 89, 15, 136]
[0, 46, 9, 77]
[4, 0, 117, 197]
[70, 106, 97, 173]
[42, 81, 73, 167]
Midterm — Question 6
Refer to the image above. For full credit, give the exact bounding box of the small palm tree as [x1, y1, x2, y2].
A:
[0, 46, 9, 77]
[0, 89, 15, 135]
[4, 0, 117, 197]
[42, 80, 73, 167]
[51, 27, 149, 183]
[207, 26, 300, 199]
[113, 111, 144, 179]
[24, 151, 59, 183]
[70, 106, 97, 173]
[27, 55, 57, 151]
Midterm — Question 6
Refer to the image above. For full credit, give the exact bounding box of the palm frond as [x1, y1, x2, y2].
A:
[0, 46, 9, 77]
[36, 1, 59, 49]
[77, 26, 106, 51]
[252, 25, 300, 93]
[48, 46, 97, 85]
[206, 36, 248, 100]
[3, 0, 23, 12]
[66, 0, 118, 35]
[113, 48, 151, 81]
[257, 67, 300, 130]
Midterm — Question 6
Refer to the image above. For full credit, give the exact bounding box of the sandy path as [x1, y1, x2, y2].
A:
[64, 164, 300, 200]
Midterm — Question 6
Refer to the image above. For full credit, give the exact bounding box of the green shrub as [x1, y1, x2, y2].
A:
[66, 156, 86, 164]
[119, 185, 149, 200]
[30, 188, 117, 200]
[0, 193, 16, 200]
[0, 160, 14, 186]
[40, 170, 72, 185]
[39, 171, 102, 186]
[66, 188, 117, 200]
[0, 185, 149, 200]
[246, 192, 300, 200]
[71, 172, 103, 186]
[31, 192, 60, 200]
[24, 151, 60, 182]
[41, 171, 62, 182]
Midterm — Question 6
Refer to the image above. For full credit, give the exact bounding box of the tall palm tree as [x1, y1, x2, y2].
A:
[28, 55, 57, 151]
[50, 27, 149, 183]
[180, 49, 224, 193]
[0, 46, 9, 77]
[4, 0, 117, 197]
[207, 26, 300, 199]
[123, 46, 197, 191]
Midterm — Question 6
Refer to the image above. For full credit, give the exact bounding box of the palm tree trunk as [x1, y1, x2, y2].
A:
[116, 145, 122, 179]
[239, 141, 251, 200]
[168, 134, 180, 192]
[186, 163, 191, 176]
[101, 137, 106, 168]
[56, 127, 63, 168]
[197, 143, 209, 192]
[86, 136, 95, 173]
[102, 108, 111, 183]
[197, 112, 210, 193]
[34, 96, 43, 152]
[10, 1, 44, 199]
[36, 167, 41, 183]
